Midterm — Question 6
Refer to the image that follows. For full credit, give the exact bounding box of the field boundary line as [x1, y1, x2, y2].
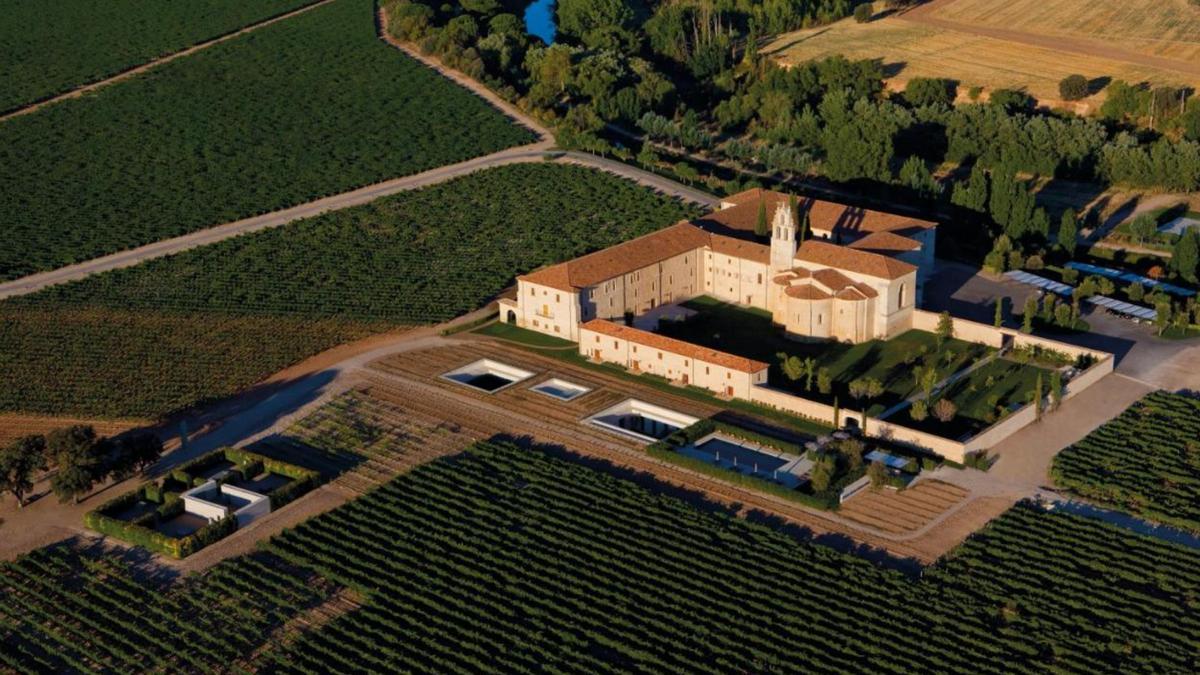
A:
[0, 0, 339, 123]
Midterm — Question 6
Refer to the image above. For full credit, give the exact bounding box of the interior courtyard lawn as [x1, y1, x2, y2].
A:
[903, 357, 1054, 439]
[662, 298, 992, 415]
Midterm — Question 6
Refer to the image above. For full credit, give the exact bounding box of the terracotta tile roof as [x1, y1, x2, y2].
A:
[785, 284, 831, 300]
[712, 188, 935, 236]
[709, 233, 770, 264]
[811, 268, 856, 292]
[581, 320, 769, 373]
[847, 231, 922, 254]
[795, 240, 916, 280]
[836, 287, 871, 301]
[519, 222, 710, 291]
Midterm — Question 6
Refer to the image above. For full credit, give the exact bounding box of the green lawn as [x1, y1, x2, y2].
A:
[475, 321, 577, 348]
[658, 298, 993, 415]
[896, 357, 1053, 439]
[0, 0, 316, 112]
[0, 0, 535, 282]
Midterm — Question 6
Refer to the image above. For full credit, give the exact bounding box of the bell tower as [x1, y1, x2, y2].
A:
[769, 200, 797, 274]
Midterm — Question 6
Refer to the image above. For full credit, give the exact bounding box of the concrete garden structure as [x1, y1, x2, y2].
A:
[181, 480, 271, 528]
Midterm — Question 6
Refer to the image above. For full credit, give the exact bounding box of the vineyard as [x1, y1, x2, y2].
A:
[0, 0, 316, 113]
[0, 164, 694, 418]
[2, 439, 1198, 671]
[260, 441, 1200, 673]
[1053, 391, 1200, 531]
[0, 0, 533, 282]
[0, 546, 335, 672]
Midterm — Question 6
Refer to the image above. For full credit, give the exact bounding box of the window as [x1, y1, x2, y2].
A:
[613, 340, 618, 348]
[757, 273, 762, 284]
[898, 283, 907, 308]
[633, 346, 638, 353]
[530, 287, 535, 296]
[556, 294, 560, 302]
[595, 335, 600, 343]
[726, 372, 731, 379]
[554, 326, 560, 333]
[705, 366, 710, 375]
[657, 352, 663, 360]
[817, 314, 823, 325]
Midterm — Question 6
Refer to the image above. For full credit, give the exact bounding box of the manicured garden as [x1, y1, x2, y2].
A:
[1053, 391, 1200, 532]
[0, 0, 535, 282]
[85, 447, 319, 558]
[0, 0, 317, 112]
[4, 439, 1199, 671]
[660, 299, 991, 412]
[0, 164, 696, 418]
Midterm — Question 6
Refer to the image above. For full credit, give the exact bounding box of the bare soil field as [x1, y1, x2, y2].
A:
[838, 480, 967, 534]
[768, 0, 1200, 107]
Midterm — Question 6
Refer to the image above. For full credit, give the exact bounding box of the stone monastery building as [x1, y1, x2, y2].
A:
[504, 189, 937, 346]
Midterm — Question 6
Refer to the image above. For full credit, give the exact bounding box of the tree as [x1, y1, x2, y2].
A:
[932, 398, 957, 423]
[910, 399, 928, 422]
[1058, 74, 1089, 101]
[848, 377, 884, 405]
[1130, 214, 1158, 244]
[905, 78, 957, 108]
[867, 460, 887, 488]
[810, 457, 833, 493]
[935, 311, 954, 348]
[755, 198, 768, 237]
[853, 3, 873, 23]
[108, 432, 164, 481]
[817, 367, 832, 395]
[1128, 282, 1145, 302]
[1022, 294, 1037, 333]
[994, 297, 1004, 327]
[0, 435, 46, 508]
[1058, 208, 1078, 255]
[47, 425, 101, 504]
[1054, 302, 1072, 327]
[803, 357, 817, 391]
[1173, 228, 1199, 283]
[1155, 296, 1173, 335]
[833, 396, 841, 429]
[839, 438, 864, 471]
[1030, 371, 1044, 421]
[913, 365, 938, 402]
[1048, 370, 1063, 412]
[779, 353, 805, 383]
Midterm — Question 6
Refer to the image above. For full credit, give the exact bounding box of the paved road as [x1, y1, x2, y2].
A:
[0, 0, 337, 122]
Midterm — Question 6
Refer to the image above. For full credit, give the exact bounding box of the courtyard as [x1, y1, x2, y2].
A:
[655, 297, 1053, 438]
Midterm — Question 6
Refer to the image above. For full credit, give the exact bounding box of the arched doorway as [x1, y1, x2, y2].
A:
[506, 310, 517, 324]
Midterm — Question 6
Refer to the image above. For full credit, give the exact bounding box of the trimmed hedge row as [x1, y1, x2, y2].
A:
[85, 446, 321, 558]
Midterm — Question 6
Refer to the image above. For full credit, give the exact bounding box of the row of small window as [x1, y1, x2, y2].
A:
[593, 336, 730, 378]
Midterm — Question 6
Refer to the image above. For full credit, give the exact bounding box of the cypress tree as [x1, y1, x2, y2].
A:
[1173, 228, 1199, 283]
[1058, 208, 1078, 256]
[755, 198, 768, 237]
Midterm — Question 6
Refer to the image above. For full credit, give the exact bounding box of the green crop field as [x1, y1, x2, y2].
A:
[3, 436, 1197, 671]
[1053, 391, 1200, 531]
[0, 0, 534, 282]
[0, 164, 698, 418]
[0, 0, 317, 113]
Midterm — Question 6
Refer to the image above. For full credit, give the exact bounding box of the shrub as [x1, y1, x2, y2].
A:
[1058, 74, 1089, 101]
[933, 398, 957, 423]
[853, 3, 873, 22]
[905, 77, 957, 108]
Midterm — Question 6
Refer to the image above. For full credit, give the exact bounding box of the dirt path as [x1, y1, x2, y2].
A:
[0, 0, 338, 123]
[901, 0, 1200, 78]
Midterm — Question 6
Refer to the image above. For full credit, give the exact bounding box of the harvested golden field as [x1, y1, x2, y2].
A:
[930, 0, 1200, 63]
[767, 0, 1200, 107]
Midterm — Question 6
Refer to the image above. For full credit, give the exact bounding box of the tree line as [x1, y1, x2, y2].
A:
[0, 426, 162, 507]
[382, 0, 1200, 194]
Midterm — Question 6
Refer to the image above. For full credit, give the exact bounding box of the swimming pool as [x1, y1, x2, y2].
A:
[679, 433, 812, 489]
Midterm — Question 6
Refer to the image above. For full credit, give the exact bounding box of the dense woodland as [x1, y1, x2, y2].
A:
[384, 0, 1200, 258]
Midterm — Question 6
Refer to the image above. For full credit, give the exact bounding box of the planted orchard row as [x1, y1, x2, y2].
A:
[1052, 391, 1200, 531]
[0, 0, 533, 281]
[257, 440, 1200, 672]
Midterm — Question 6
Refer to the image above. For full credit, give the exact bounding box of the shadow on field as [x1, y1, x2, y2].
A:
[493, 434, 924, 576]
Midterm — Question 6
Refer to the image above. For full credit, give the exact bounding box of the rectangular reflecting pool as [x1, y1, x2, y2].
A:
[441, 359, 534, 394]
[679, 433, 812, 489]
[531, 378, 591, 401]
[587, 399, 699, 443]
